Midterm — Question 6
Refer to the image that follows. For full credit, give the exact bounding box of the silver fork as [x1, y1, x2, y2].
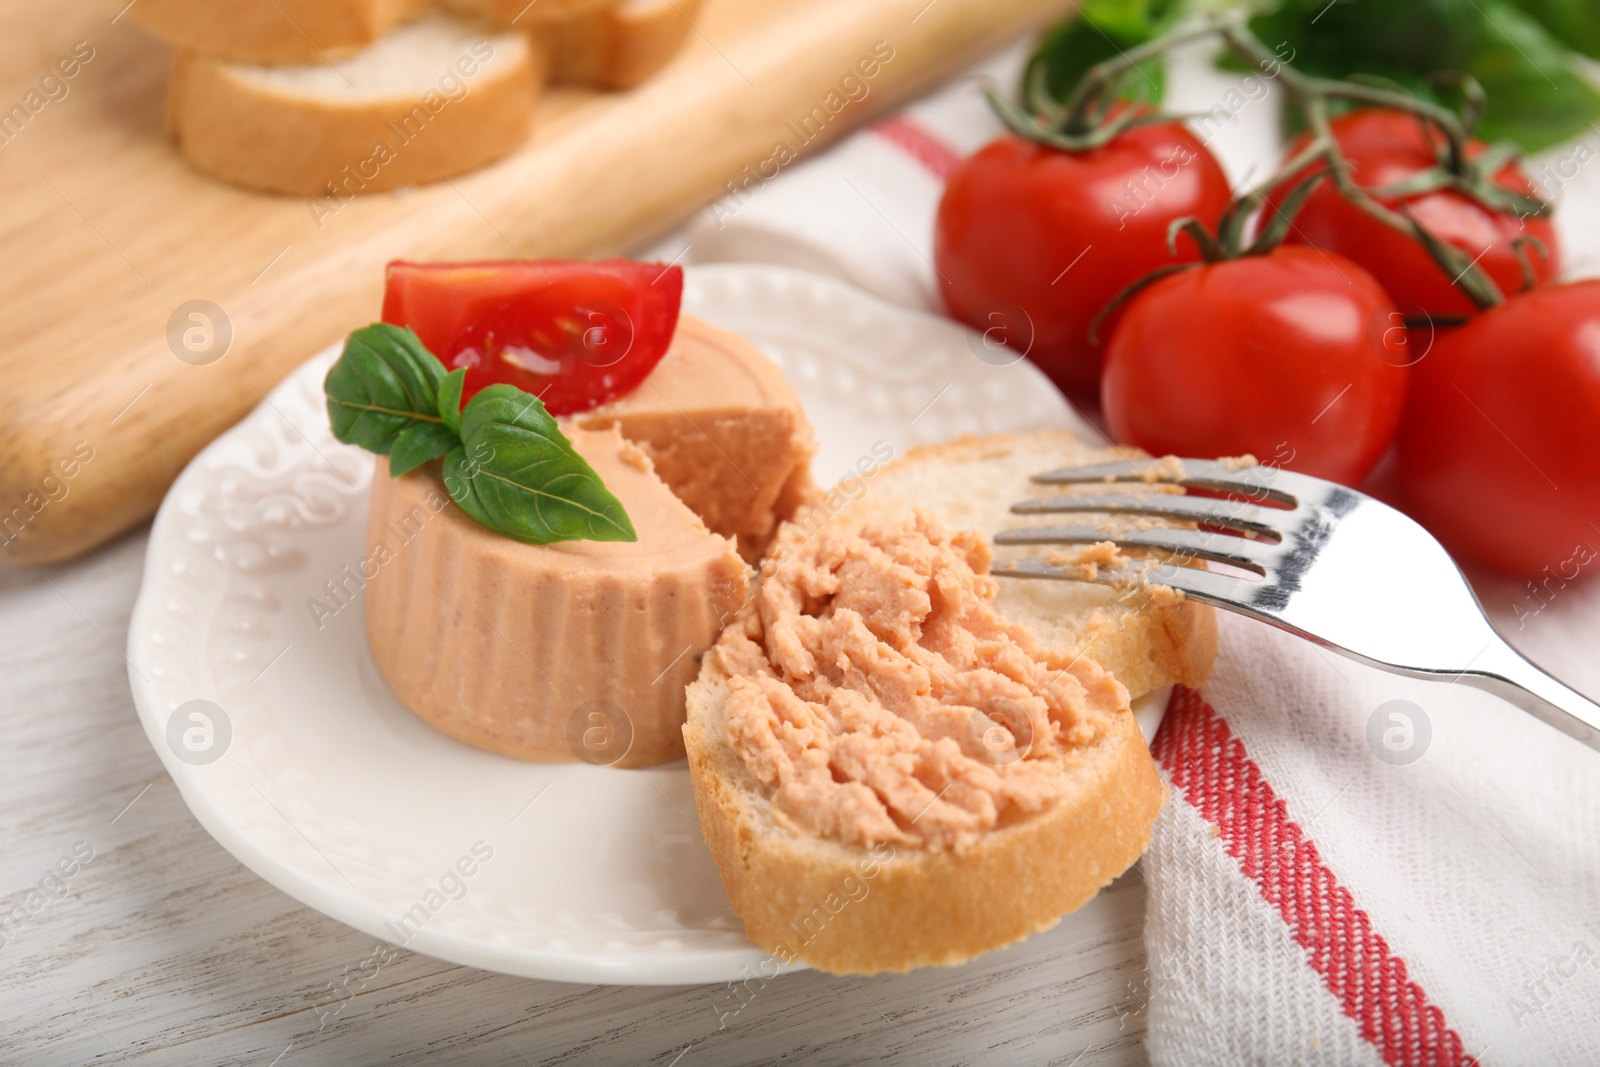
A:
[989, 458, 1600, 753]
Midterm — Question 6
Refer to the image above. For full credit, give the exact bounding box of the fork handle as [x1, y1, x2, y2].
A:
[1467, 637, 1600, 753]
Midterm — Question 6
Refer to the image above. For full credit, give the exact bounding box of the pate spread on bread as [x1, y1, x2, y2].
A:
[685, 511, 1180, 974]
[683, 430, 1218, 973]
[718, 515, 1136, 851]
[825, 430, 1217, 701]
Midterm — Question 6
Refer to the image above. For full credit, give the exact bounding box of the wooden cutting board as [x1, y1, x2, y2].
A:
[0, 0, 1068, 566]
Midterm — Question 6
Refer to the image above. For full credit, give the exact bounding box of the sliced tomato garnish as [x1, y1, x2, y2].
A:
[381, 259, 683, 415]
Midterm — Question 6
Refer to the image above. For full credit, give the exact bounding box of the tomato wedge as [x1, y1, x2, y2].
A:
[381, 259, 683, 415]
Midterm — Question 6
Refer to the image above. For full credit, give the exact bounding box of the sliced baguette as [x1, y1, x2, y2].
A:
[686, 663, 1163, 975]
[167, 13, 538, 197]
[542, 0, 700, 90]
[131, 0, 431, 65]
[682, 432, 1214, 973]
[681, 508, 1171, 979]
[821, 430, 1217, 700]
[442, 0, 625, 25]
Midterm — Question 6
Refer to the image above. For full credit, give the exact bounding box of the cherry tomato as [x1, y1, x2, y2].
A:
[1395, 281, 1600, 577]
[1101, 247, 1408, 486]
[934, 122, 1231, 393]
[1268, 109, 1559, 319]
[382, 259, 683, 415]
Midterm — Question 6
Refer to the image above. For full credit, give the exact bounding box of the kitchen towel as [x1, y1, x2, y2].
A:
[1143, 587, 1600, 1067]
[676, 33, 1600, 1067]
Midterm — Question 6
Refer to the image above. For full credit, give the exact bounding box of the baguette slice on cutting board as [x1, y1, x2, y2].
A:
[167, 13, 540, 196]
[824, 429, 1218, 700]
[442, 0, 624, 25]
[542, 0, 701, 90]
[0, 0, 1075, 567]
[131, 0, 433, 65]
[683, 436, 1201, 974]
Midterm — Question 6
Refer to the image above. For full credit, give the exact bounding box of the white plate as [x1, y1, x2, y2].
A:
[127, 264, 1160, 985]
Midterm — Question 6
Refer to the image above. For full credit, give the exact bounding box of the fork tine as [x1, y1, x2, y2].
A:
[1031, 458, 1302, 508]
[1002, 459, 1600, 755]
[989, 556, 1248, 605]
[992, 524, 1276, 576]
[1010, 493, 1285, 540]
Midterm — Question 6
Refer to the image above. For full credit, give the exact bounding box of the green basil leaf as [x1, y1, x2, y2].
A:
[1244, 0, 1600, 151]
[437, 368, 466, 435]
[1027, 0, 1177, 106]
[388, 422, 459, 478]
[1247, 0, 1488, 80]
[1471, 0, 1600, 150]
[441, 444, 496, 532]
[447, 385, 636, 545]
[1505, 0, 1600, 58]
[324, 323, 448, 454]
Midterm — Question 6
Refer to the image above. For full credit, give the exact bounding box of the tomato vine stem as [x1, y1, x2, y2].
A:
[997, 12, 1556, 310]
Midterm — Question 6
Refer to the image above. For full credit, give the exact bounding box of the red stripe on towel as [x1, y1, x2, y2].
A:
[871, 114, 962, 180]
[1152, 686, 1476, 1067]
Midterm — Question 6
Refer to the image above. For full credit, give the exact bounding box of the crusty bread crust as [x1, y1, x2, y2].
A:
[132, 0, 431, 65]
[540, 0, 700, 90]
[684, 656, 1165, 975]
[167, 23, 538, 196]
[828, 430, 1217, 700]
[442, 0, 625, 25]
[681, 429, 1211, 973]
[147, 0, 696, 195]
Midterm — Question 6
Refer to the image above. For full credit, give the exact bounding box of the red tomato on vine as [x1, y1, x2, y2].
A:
[936, 107, 1230, 394]
[1396, 281, 1600, 578]
[1268, 109, 1559, 319]
[1102, 246, 1409, 486]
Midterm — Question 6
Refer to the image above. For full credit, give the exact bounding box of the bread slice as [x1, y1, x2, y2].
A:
[442, 0, 625, 26]
[822, 430, 1216, 701]
[682, 514, 1167, 974]
[167, 13, 538, 197]
[541, 0, 701, 90]
[131, 0, 432, 65]
[686, 669, 1162, 975]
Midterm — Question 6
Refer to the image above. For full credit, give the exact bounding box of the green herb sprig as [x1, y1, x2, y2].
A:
[324, 324, 636, 545]
[1027, 0, 1600, 153]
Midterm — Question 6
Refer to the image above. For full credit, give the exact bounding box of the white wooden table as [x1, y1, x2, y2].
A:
[0, 528, 1151, 1066]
